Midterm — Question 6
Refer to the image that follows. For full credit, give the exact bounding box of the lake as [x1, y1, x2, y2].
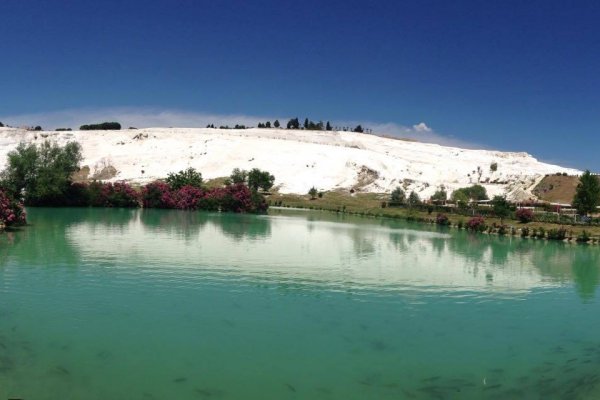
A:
[1, 208, 599, 399]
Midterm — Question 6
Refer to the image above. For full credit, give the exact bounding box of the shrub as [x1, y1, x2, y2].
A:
[516, 208, 534, 223]
[166, 168, 203, 190]
[219, 183, 264, 213]
[535, 227, 546, 239]
[577, 230, 591, 243]
[0, 189, 26, 227]
[521, 227, 530, 237]
[436, 213, 450, 226]
[171, 185, 204, 210]
[141, 181, 174, 208]
[467, 216, 486, 232]
[308, 187, 318, 199]
[490, 162, 498, 172]
[98, 182, 140, 207]
[457, 220, 464, 229]
[547, 228, 568, 241]
[64, 182, 91, 207]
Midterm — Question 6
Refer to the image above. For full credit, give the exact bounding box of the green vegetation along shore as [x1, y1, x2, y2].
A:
[270, 190, 600, 244]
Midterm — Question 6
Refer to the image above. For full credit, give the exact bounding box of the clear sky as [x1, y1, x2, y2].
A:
[1, 0, 599, 169]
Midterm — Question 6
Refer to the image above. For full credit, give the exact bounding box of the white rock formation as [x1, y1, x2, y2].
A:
[0, 127, 580, 200]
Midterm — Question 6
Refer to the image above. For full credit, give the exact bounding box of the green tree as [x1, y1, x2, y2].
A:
[431, 187, 447, 202]
[1, 141, 82, 205]
[308, 186, 318, 199]
[303, 118, 309, 129]
[265, 121, 271, 128]
[80, 122, 121, 130]
[326, 121, 332, 131]
[451, 190, 469, 207]
[390, 187, 405, 205]
[407, 191, 421, 207]
[453, 184, 488, 201]
[247, 168, 275, 192]
[165, 167, 203, 190]
[230, 168, 248, 184]
[287, 118, 300, 129]
[273, 120, 280, 128]
[573, 170, 600, 216]
[491, 195, 511, 224]
[353, 125, 364, 133]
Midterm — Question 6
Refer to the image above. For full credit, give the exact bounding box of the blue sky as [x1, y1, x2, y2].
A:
[1, 0, 599, 169]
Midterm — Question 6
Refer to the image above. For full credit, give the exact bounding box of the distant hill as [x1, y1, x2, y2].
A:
[0, 126, 581, 200]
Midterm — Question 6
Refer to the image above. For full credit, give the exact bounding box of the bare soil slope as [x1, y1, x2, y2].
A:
[533, 175, 579, 204]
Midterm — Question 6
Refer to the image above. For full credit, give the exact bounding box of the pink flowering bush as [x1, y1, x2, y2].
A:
[516, 208, 534, 223]
[435, 213, 450, 226]
[139, 181, 269, 213]
[171, 185, 204, 210]
[97, 181, 140, 208]
[466, 216, 486, 232]
[141, 181, 175, 208]
[0, 189, 26, 227]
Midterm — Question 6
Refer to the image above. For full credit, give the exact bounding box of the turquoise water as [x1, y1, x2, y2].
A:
[1, 208, 600, 399]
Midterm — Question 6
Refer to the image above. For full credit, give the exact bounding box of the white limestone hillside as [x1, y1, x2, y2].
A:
[0, 127, 580, 200]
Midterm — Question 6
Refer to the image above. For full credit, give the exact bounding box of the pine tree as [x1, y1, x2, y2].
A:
[326, 121, 332, 131]
[304, 118, 309, 130]
[274, 120, 280, 128]
[265, 121, 271, 128]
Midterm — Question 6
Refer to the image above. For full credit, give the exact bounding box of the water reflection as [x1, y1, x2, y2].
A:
[2, 208, 600, 400]
[2, 208, 599, 300]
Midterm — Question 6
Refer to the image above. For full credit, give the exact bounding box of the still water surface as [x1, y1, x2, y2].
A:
[1, 208, 600, 399]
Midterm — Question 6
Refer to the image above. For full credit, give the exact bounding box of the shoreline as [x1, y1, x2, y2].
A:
[269, 193, 600, 245]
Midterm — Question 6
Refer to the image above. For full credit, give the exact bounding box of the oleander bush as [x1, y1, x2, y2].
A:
[0, 189, 26, 227]
[171, 185, 204, 210]
[139, 181, 268, 213]
[516, 208, 535, 223]
[98, 182, 140, 208]
[466, 216, 486, 232]
[435, 213, 450, 226]
[141, 181, 174, 209]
